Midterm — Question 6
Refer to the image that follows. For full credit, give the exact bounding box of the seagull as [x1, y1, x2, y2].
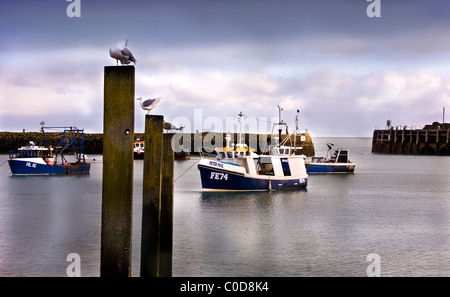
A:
[136, 97, 161, 114]
[109, 38, 137, 66]
[163, 121, 179, 131]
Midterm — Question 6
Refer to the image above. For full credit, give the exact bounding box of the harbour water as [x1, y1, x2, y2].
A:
[0, 137, 449, 277]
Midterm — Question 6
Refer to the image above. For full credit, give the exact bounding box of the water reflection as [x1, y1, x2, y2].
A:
[173, 190, 311, 276]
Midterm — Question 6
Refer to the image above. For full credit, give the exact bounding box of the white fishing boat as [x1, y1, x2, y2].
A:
[197, 112, 308, 191]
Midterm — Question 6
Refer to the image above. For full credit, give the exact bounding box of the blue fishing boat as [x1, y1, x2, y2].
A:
[197, 112, 308, 191]
[8, 125, 90, 175]
[305, 143, 355, 173]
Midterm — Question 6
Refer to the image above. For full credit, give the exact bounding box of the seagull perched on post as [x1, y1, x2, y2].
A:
[109, 38, 137, 65]
[136, 97, 161, 114]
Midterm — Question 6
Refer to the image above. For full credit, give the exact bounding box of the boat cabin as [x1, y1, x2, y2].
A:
[311, 148, 351, 164]
[270, 145, 303, 156]
[9, 142, 54, 159]
[335, 149, 350, 163]
[213, 142, 306, 178]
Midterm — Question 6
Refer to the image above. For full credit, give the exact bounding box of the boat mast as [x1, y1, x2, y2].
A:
[277, 105, 283, 147]
[293, 109, 300, 147]
[238, 111, 244, 145]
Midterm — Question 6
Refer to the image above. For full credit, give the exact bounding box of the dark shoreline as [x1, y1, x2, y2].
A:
[0, 132, 315, 156]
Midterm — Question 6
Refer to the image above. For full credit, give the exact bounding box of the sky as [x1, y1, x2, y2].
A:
[1, 0, 450, 137]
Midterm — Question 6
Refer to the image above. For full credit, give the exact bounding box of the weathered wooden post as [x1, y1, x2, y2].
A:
[141, 115, 164, 277]
[100, 65, 135, 277]
[159, 133, 174, 276]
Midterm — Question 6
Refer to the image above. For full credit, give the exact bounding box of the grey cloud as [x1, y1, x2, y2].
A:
[7, 77, 41, 87]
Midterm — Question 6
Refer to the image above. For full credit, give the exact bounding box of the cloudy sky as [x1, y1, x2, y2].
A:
[1, 0, 450, 136]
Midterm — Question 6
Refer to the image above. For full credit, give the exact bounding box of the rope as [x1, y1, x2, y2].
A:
[0, 159, 10, 175]
[174, 158, 200, 183]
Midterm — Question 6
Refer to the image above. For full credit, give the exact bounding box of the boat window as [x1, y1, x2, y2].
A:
[281, 158, 291, 176]
[254, 159, 262, 174]
[259, 157, 274, 175]
[337, 150, 349, 163]
[226, 152, 233, 159]
[261, 163, 274, 175]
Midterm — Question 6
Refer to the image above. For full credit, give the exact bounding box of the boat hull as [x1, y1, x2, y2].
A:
[198, 163, 307, 191]
[305, 162, 355, 173]
[8, 159, 90, 175]
[175, 151, 190, 160]
[134, 151, 144, 159]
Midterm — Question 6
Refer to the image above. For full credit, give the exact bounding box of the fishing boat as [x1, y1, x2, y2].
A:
[8, 125, 90, 175]
[197, 112, 308, 191]
[305, 143, 355, 173]
[134, 139, 145, 159]
[174, 149, 190, 160]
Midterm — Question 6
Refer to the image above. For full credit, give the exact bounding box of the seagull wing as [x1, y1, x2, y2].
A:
[142, 98, 157, 107]
[121, 47, 136, 64]
[164, 122, 178, 130]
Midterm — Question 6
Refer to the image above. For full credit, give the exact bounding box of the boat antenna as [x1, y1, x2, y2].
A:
[295, 110, 299, 132]
[293, 109, 300, 147]
[39, 121, 51, 147]
[40, 121, 45, 132]
[238, 111, 244, 145]
[277, 105, 283, 147]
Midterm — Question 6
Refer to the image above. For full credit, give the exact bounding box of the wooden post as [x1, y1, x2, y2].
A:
[101, 65, 135, 277]
[159, 133, 174, 276]
[141, 115, 164, 277]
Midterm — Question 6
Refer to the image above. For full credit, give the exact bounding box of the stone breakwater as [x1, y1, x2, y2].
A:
[371, 122, 450, 156]
[0, 132, 315, 156]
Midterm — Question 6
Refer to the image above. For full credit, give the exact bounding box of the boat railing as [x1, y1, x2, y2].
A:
[311, 156, 325, 162]
[198, 147, 216, 159]
[9, 150, 18, 159]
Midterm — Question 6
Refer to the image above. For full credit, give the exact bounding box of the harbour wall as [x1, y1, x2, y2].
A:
[371, 123, 450, 156]
[0, 131, 315, 156]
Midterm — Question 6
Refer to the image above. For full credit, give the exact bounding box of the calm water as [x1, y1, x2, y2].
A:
[0, 137, 449, 277]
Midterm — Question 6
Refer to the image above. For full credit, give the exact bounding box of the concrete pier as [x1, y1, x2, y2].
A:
[372, 123, 450, 155]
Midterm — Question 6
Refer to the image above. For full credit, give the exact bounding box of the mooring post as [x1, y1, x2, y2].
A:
[159, 133, 174, 277]
[100, 65, 135, 277]
[141, 115, 164, 277]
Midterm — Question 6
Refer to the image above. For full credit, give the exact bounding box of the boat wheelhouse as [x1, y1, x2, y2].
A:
[305, 143, 355, 173]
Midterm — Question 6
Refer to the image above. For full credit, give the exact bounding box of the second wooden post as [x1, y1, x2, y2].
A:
[140, 115, 164, 277]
